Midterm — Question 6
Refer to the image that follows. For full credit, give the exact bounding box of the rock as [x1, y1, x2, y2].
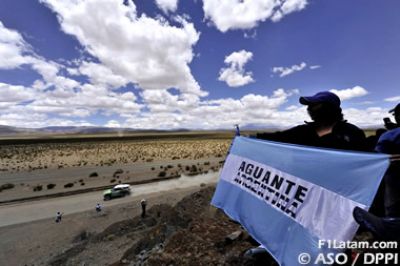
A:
[225, 230, 243, 243]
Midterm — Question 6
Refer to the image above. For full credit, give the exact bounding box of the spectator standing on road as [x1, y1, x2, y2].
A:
[141, 199, 147, 218]
[55, 211, 63, 223]
[375, 103, 400, 217]
[96, 203, 102, 213]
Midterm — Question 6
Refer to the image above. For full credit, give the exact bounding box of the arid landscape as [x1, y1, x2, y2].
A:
[0, 131, 273, 265]
[0, 132, 232, 203]
[0, 131, 385, 266]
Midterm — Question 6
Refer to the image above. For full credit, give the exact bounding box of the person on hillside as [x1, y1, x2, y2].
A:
[257, 91, 366, 151]
[365, 128, 387, 152]
[245, 91, 367, 261]
[375, 103, 400, 217]
[141, 199, 147, 218]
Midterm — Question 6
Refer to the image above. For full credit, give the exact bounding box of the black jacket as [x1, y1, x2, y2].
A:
[257, 121, 366, 152]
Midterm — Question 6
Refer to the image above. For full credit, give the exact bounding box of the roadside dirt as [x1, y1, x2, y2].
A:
[0, 186, 206, 265]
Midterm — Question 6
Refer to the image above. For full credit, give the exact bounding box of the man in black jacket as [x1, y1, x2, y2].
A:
[257, 91, 366, 151]
[245, 91, 367, 262]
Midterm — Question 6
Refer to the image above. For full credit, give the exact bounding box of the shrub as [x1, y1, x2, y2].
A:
[0, 183, 15, 191]
[110, 179, 116, 183]
[80, 182, 85, 186]
[47, 183, 56, 190]
[33, 185, 43, 191]
[64, 183, 74, 188]
[113, 169, 124, 177]
[89, 172, 98, 177]
[190, 165, 198, 172]
[158, 171, 166, 177]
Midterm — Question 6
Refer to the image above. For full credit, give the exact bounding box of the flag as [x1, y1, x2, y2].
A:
[211, 136, 390, 266]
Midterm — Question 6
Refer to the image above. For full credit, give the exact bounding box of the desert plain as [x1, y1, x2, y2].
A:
[0, 131, 244, 265]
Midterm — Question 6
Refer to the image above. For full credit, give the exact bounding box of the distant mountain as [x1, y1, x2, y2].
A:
[0, 125, 21, 134]
[0, 125, 187, 135]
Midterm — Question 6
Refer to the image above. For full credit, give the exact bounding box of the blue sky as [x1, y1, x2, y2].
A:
[0, 0, 399, 129]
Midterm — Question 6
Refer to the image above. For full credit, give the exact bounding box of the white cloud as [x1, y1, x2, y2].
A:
[0, 21, 145, 125]
[202, 0, 308, 32]
[0, 5, 387, 131]
[40, 0, 206, 97]
[0, 22, 81, 94]
[77, 61, 128, 89]
[343, 107, 388, 128]
[155, 0, 178, 13]
[0, 83, 35, 105]
[384, 96, 400, 102]
[0, 21, 34, 69]
[121, 88, 302, 130]
[0, 105, 94, 128]
[330, 86, 368, 101]
[271, 0, 308, 22]
[218, 50, 254, 87]
[272, 62, 307, 77]
[309, 65, 321, 70]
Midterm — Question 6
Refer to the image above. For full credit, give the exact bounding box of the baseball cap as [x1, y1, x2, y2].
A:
[389, 103, 400, 114]
[299, 91, 341, 107]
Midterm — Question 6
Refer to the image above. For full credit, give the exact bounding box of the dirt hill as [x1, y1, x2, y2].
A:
[48, 186, 278, 266]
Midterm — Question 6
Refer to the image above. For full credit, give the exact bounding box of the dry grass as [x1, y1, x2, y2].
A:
[0, 139, 230, 173]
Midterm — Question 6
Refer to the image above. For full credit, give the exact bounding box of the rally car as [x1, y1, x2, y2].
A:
[103, 184, 131, 200]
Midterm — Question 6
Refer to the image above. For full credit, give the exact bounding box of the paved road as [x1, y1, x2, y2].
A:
[0, 171, 220, 227]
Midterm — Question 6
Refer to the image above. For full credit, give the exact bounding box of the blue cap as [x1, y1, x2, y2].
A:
[299, 91, 341, 107]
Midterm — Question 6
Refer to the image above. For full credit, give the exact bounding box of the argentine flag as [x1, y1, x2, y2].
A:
[211, 136, 390, 266]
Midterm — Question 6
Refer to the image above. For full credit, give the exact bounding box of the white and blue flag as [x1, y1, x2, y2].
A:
[211, 136, 390, 266]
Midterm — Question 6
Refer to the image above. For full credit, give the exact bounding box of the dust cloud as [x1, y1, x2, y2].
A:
[130, 170, 221, 196]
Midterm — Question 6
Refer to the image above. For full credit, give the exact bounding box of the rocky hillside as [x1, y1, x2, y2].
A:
[48, 186, 278, 266]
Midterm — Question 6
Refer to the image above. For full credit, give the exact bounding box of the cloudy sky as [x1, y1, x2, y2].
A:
[0, 0, 399, 130]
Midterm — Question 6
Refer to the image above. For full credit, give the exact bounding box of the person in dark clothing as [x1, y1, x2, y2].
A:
[375, 103, 400, 217]
[55, 211, 63, 223]
[365, 128, 387, 152]
[141, 199, 147, 218]
[96, 203, 102, 213]
[353, 206, 400, 241]
[246, 91, 367, 260]
[383, 105, 399, 130]
[257, 91, 366, 151]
